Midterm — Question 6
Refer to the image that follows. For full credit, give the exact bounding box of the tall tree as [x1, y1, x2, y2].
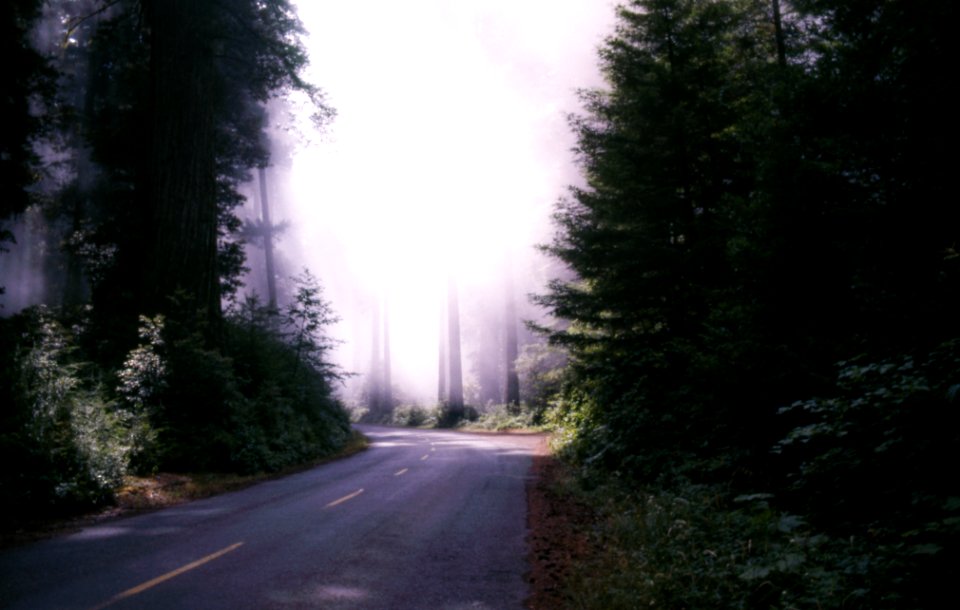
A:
[256, 166, 279, 310]
[142, 0, 220, 327]
[504, 280, 520, 407]
[538, 0, 781, 476]
[382, 295, 392, 411]
[368, 294, 382, 414]
[446, 276, 464, 417]
[437, 298, 447, 403]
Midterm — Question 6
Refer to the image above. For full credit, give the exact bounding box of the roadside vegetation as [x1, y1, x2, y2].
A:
[0, 273, 352, 534]
[528, 1, 958, 608]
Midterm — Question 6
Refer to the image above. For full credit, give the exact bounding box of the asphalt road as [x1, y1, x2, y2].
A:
[0, 425, 540, 609]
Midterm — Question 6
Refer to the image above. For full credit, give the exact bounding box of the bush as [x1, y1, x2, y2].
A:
[390, 405, 439, 427]
[0, 306, 133, 518]
[470, 403, 538, 431]
[563, 475, 899, 610]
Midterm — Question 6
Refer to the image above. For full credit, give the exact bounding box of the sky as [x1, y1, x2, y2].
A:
[255, 0, 616, 403]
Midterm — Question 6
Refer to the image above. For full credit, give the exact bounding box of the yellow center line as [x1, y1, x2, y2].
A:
[394, 468, 409, 476]
[91, 542, 243, 609]
[325, 488, 364, 508]
[420, 454, 430, 461]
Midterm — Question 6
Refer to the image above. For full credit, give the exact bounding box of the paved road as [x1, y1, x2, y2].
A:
[0, 426, 540, 609]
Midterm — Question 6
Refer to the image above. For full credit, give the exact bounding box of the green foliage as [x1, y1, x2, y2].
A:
[216, 276, 350, 474]
[515, 341, 567, 423]
[0, 272, 350, 524]
[468, 404, 539, 431]
[115, 315, 165, 472]
[390, 405, 440, 428]
[566, 476, 901, 609]
[540, 0, 959, 606]
[0, 307, 133, 518]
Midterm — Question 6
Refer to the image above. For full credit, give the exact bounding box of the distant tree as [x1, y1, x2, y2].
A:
[446, 277, 464, 419]
[437, 300, 447, 403]
[368, 294, 383, 414]
[382, 296, 392, 410]
[253, 166, 279, 309]
[504, 281, 520, 408]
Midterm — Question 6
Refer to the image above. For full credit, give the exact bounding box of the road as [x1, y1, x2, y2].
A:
[0, 426, 540, 609]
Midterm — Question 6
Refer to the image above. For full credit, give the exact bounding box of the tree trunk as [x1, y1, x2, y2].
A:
[369, 295, 382, 414]
[772, 0, 787, 68]
[504, 282, 520, 408]
[257, 166, 278, 310]
[382, 295, 392, 411]
[438, 298, 447, 403]
[446, 277, 464, 416]
[143, 0, 221, 332]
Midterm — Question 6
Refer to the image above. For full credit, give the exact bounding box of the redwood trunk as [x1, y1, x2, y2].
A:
[446, 277, 464, 415]
[257, 166, 278, 310]
[143, 0, 221, 329]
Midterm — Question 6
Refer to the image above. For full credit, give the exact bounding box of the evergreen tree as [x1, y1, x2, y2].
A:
[539, 0, 778, 477]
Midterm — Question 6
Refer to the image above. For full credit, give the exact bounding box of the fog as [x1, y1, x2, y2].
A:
[250, 0, 615, 405]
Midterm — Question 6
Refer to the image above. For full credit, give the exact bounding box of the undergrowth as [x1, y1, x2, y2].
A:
[561, 476, 883, 609]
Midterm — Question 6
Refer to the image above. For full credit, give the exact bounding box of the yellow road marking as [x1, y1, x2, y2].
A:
[92, 542, 243, 609]
[325, 488, 364, 508]
[420, 454, 430, 461]
[394, 468, 409, 476]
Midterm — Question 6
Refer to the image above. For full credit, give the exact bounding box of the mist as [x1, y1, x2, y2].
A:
[260, 0, 616, 406]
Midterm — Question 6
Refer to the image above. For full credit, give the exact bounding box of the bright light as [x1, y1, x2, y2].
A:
[273, 0, 614, 402]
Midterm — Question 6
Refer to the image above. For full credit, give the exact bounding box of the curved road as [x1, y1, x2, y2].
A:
[0, 426, 540, 609]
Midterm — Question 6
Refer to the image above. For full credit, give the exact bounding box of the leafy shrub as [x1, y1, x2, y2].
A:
[516, 341, 567, 423]
[390, 405, 439, 427]
[0, 307, 132, 518]
[563, 476, 898, 610]
[114, 315, 165, 473]
[470, 403, 538, 431]
[773, 339, 960, 606]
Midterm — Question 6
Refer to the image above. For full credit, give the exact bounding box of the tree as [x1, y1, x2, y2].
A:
[141, 0, 221, 328]
[56, 0, 331, 344]
[504, 280, 520, 408]
[539, 0, 780, 476]
[256, 166, 279, 310]
[437, 298, 447, 403]
[446, 276, 464, 419]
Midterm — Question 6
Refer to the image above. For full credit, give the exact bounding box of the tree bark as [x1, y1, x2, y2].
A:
[143, 0, 221, 331]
